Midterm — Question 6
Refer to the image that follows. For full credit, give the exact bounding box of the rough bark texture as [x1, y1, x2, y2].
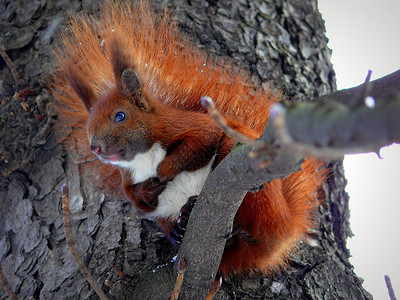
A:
[0, 0, 372, 299]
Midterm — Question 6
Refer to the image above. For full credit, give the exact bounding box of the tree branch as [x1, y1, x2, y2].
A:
[268, 70, 400, 159]
[175, 69, 400, 299]
[176, 128, 304, 299]
[385, 275, 397, 300]
[62, 184, 109, 300]
[318, 69, 400, 106]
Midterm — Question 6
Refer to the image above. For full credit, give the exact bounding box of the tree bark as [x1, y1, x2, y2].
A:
[0, 0, 373, 299]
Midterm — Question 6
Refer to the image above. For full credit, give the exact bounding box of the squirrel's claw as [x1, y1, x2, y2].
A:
[169, 196, 198, 247]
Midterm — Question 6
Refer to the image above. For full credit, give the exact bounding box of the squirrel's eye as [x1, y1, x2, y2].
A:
[114, 111, 125, 123]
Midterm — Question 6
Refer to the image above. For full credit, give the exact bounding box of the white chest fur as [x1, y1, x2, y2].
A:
[113, 142, 214, 220]
[113, 142, 166, 182]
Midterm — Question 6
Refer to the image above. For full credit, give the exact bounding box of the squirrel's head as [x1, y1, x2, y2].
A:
[64, 38, 158, 165]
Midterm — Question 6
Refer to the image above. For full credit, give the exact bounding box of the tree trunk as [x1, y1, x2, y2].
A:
[0, 0, 372, 299]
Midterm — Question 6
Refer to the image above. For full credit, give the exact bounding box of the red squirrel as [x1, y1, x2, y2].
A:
[51, 2, 326, 276]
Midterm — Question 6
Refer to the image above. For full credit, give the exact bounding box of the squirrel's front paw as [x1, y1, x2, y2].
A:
[133, 177, 166, 207]
[170, 196, 198, 247]
[157, 158, 180, 182]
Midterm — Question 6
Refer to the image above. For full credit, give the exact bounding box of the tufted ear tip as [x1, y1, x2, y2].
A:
[108, 36, 143, 97]
[121, 68, 143, 97]
[64, 62, 95, 112]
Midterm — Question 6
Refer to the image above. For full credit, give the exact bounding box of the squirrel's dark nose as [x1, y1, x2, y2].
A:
[117, 148, 125, 155]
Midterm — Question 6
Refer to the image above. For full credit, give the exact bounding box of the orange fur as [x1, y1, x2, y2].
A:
[219, 159, 325, 275]
[49, 2, 327, 276]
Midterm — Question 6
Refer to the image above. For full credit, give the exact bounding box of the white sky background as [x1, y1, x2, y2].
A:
[318, 0, 400, 299]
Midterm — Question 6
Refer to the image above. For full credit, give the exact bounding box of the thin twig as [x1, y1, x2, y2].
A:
[0, 43, 21, 88]
[171, 257, 186, 300]
[62, 184, 109, 300]
[358, 70, 373, 106]
[201, 96, 263, 148]
[385, 275, 397, 300]
[205, 277, 222, 300]
[0, 265, 18, 300]
[111, 264, 126, 279]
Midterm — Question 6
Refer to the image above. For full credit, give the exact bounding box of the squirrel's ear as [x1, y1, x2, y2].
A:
[109, 37, 138, 95]
[64, 63, 95, 112]
[109, 37, 147, 108]
[121, 68, 143, 97]
[121, 68, 149, 110]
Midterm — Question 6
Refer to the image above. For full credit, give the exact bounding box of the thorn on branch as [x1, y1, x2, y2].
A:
[0, 265, 18, 300]
[62, 184, 109, 300]
[385, 275, 397, 300]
